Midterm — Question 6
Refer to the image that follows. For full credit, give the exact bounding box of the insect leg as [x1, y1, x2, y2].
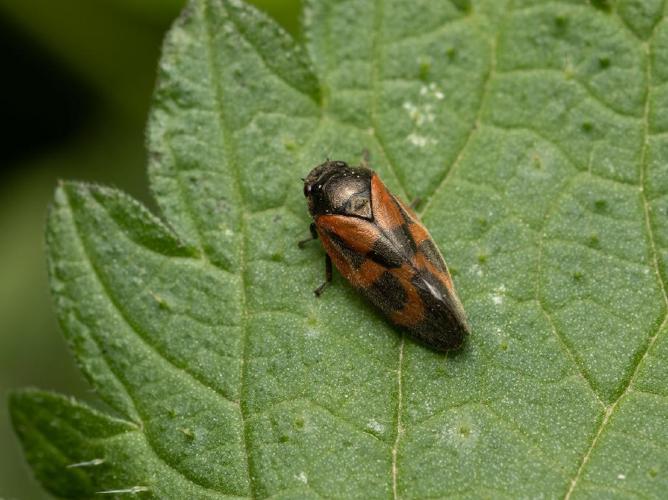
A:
[314, 254, 332, 297]
[298, 223, 318, 248]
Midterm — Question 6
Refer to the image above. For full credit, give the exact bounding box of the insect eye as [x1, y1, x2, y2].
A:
[303, 184, 311, 197]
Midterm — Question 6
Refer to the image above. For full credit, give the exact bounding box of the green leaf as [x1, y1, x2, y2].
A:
[10, 0, 668, 497]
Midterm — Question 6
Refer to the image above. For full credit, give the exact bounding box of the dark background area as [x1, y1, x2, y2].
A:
[0, 1, 301, 497]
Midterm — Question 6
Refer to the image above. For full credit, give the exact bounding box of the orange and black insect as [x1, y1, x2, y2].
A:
[300, 159, 469, 351]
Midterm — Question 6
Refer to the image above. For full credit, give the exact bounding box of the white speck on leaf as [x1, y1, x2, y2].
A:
[367, 419, 385, 434]
[492, 285, 506, 305]
[403, 100, 435, 127]
[305, 329, 319, 339]
[67, 458, 105, 468]
[96, 486, 150, 495]
[407, 133, 435, 148]
[420, 82, 445, 100]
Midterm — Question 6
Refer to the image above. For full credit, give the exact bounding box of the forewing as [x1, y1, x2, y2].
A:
[315, 215, 414, 317]
[370, 174, 469, 349]
[369, 175, 418, 262]
[315, 213, 407, 278]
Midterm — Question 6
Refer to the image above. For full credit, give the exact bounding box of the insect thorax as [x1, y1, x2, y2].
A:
[305, 161, 373, 219]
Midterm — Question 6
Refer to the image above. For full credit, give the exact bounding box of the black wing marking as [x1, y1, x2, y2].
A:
[410, 269, 469, 350]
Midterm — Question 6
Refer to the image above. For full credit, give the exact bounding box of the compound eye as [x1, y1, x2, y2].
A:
[303, 183, 310, 197]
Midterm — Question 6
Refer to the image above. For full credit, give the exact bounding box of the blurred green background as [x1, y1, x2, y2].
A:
[0, 1, 301, 497]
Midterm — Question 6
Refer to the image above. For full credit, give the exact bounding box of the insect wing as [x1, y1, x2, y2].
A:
[369, 175, 470, 350]
[314, 215, 385, 288]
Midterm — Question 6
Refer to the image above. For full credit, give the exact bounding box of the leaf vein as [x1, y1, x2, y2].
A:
[495, 67, 642, 120]
[536, 176, 606, 404]
[202, 0, 255, 495]
[370, 0, 409, 201]
[65, 196, 233, 496]
[420, 11, 500, 218]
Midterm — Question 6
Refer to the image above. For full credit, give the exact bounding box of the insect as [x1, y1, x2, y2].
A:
[300, 158, 469, 351]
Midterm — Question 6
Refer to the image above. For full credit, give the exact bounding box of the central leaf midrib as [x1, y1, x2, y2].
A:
[202, 0, 254, 496]
[367, 1, 406, 498]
